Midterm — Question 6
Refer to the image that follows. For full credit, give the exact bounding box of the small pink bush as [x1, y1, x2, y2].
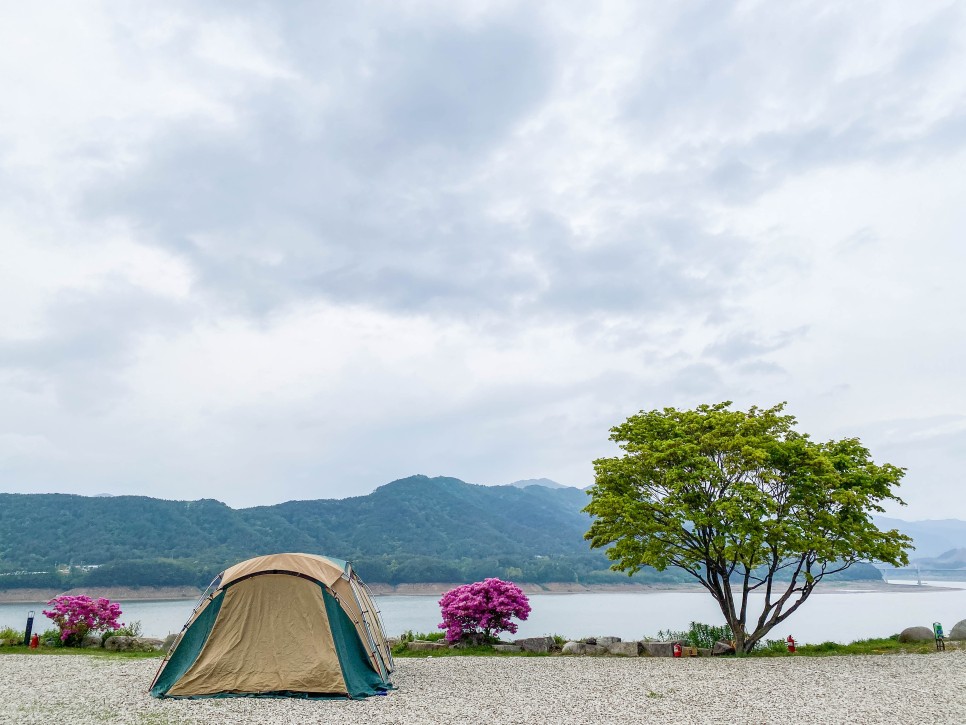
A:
[43, 595, 123, 646]
[438, 578, 531, 644]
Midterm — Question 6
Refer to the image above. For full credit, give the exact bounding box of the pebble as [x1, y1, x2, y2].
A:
[1, 652, 965, 724]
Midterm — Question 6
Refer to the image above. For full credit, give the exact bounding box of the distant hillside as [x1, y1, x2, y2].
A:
[0, 475, 884, 589]
[907, 548, 966, 570]
[507, 478, 575, 490]
[874, 516, 966, 560]
[0, 476, 634, 589]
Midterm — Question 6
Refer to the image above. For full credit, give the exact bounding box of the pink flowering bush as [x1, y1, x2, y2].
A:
[438, 578, 531, 645]
[42, 595, 123, 646]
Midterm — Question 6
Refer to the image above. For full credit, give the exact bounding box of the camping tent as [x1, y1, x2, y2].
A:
[149, 553, 394, 699]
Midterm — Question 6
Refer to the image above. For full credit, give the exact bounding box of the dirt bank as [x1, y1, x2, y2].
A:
[0, 586, 203, 603]
[0, 579, 946, 602]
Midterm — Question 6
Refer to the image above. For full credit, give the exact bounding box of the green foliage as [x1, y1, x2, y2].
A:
[751, 636, 934, 657]
[39, 628, 64, 647]
[110, 620, 143, 638]
[0, 625, 22, 645]
[653, 622, 732, 649]
[585, 402, 912, 652]
[758, 639, 789, 653]
[686, 622, 732, 649]
[398, 630, 446, 643]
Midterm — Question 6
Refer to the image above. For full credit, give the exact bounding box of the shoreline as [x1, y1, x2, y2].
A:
[0, 579, 954, 603]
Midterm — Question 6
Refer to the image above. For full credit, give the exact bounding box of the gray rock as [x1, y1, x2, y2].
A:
[81, 635, 102, 648]
[161, 633, 179, 653]
[492, 644, 522, 652]
[641, 640, 685, 657]
[712, 640, 736, 655]
[582, 637, 597, 645]
[898, 626, 935, 643]
[103, 636, 164, 652]
[607, 641, 641, 656]
[563, 641, 607, 655]
[406, 641, 449, 652]
[513, 636, 554, 653]
[597, 636, 621, 646]
[948, 619, 966, 641]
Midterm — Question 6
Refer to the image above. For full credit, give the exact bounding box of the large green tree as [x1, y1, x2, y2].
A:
[584, 402, 912, 652]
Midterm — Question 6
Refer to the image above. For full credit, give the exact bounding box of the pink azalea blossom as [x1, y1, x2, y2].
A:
[43, 595, 123, 645]
[438, 578, 530, 644]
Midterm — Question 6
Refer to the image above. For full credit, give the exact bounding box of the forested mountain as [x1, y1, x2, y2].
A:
[0, 476, 626, 588]
[0, 475, 883, 589]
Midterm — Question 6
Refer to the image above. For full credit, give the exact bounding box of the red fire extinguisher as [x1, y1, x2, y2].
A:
[673, 642, 682, 658]
[29, 633, 39, 649]
[786, 635, 796, 653]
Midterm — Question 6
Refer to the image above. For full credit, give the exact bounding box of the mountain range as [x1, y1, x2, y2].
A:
[0, 476, 630, 589]
[0, 475, 949, 590]
[872, 516, 966, 561]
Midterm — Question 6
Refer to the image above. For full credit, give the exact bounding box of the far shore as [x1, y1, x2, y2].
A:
[0, 578, 952, 603]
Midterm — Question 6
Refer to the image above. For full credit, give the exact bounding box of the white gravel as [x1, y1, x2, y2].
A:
[2, 652, 965, 724]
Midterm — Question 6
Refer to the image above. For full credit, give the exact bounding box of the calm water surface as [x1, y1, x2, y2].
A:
[3, 580, 963, 644]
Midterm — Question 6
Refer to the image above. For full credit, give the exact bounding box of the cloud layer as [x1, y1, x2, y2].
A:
[1, 1, 964, 517]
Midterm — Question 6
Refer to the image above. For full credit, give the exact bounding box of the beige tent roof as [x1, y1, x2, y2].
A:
[221, 553, 347, 588]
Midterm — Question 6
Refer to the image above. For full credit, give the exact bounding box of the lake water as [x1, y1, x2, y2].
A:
[4, 580, 964, 645]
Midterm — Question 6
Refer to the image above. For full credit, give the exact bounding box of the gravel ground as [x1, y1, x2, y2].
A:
[2, 653, 965, 724]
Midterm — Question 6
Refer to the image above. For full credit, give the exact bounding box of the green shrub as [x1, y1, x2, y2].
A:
[810, 641, 846, 653]
[757, 639, 788, 653]
[0, 626, 22, 646]
[109, 620, 143, 638]
[655, 622, 732, 649]
[686, 622, 732, 649]
[40, 627, 65, 647]
[398, 629, 445, 643]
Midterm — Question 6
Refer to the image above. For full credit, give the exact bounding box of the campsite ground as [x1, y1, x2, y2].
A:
[1, 652, 964, 724]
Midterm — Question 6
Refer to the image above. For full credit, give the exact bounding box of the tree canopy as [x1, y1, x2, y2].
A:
[584, 402, 912, 652]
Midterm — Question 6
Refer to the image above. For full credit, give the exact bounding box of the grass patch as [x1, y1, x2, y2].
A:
[392, 644, 555, 657]
[0, 645, 162, 659]
[751, 636, 939, 657]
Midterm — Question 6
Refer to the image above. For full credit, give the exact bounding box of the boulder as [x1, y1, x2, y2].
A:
[597, 636, 621, 646]
[514, 636, 554, 653]
[712, 640, 736, 656]
[898, 626, 935, 643]
[607, 641, 641, 657]
[492, 644, 522, 652]
[562, 641, 607, 655]
[948, 620, 966, 641]
[103, 636, 164, 652]
[406, 640, 449, 652]
[641, 640, 685, 657]
[161, 633, 179, 653]
[81, 635, 102, 648]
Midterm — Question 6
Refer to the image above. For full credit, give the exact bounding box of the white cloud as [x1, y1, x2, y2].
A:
[1, 1, 964, 517]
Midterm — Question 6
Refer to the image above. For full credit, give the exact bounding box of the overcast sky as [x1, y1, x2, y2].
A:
[1, 1, 964, 519]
